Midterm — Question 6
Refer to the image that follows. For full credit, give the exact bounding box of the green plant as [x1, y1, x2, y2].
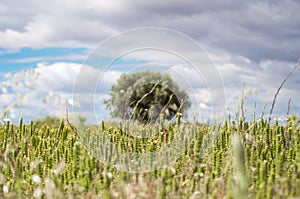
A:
[0, 113, 299, 198]
[103, 71, 191, 123]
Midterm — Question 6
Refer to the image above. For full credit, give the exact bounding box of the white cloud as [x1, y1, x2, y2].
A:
[0, 62, 123, 123]
[35, 62, 81, 91]
[1, 56, 299, 124]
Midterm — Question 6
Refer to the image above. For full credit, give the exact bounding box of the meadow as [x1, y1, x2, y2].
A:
[0, 114, 299, 198]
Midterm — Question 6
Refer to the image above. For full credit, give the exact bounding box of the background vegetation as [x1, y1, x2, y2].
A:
[104, 71, 190, 123]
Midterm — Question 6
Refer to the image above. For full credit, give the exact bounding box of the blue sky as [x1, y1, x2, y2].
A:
[1, 0, 300, 124]
[0, 47, 87, 74]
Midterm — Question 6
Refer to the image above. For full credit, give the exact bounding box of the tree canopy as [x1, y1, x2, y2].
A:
[104, 71, 190, 123]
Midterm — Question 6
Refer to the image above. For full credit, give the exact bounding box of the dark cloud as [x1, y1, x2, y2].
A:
[1, 0, 299, 62]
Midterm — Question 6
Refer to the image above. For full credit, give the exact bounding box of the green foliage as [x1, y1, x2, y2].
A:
[0, 116, 299, 198]
[104, 71, 191, 123]
[34, 115, 61, 127]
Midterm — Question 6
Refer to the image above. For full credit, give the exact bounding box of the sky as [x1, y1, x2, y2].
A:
[0, 0, 300, 124]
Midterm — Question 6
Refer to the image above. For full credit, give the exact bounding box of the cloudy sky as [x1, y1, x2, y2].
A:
[1, 0, 300, 124]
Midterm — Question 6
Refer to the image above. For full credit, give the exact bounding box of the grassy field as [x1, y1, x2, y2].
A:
[0, 115, 300, 198]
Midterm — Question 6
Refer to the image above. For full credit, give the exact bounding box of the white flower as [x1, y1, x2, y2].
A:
[32, 175, 41, 184]
[169, 167, 176, 174]
[30, 159, 42, 170]
[3, 118, 11, 123]
[107, 172, 113, 179]
[193, 191, 201, 195]
[3, 184, 9, 194]
[33, 187, 43, 198]
[53, 162, 65, 175]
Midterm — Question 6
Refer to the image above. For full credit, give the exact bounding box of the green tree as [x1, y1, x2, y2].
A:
[104, 71, 190, 123]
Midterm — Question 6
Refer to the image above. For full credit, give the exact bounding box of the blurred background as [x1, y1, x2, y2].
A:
[1, 0, 300, 123]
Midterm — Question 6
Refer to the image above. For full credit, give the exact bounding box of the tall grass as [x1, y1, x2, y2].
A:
[0, 114, 299, 198]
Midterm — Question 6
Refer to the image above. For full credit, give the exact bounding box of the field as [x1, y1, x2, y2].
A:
[0, 114, 300, 199]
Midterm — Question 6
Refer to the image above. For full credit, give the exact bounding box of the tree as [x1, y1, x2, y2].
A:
[104, 71, 190, 123]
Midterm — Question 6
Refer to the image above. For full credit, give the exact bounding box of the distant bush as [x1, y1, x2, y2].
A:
[34, 115, 62, 127]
